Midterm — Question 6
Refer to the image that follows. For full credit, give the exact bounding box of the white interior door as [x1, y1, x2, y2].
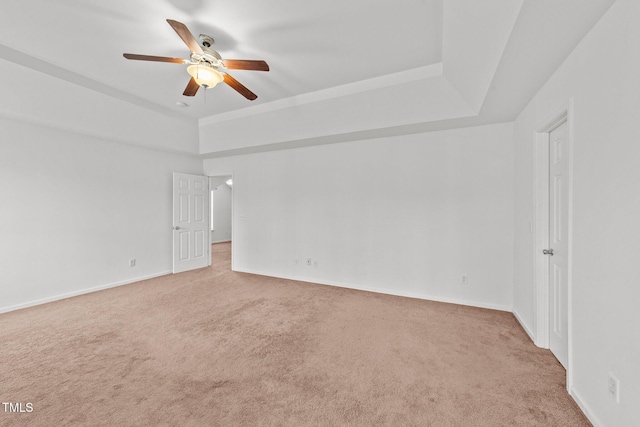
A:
[173, 173, 210, 273]
[548, 121, 569, 368]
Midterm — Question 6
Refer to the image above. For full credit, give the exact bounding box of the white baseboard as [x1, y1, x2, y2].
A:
[570, 387, 603, 427]
[233, 267, 512, 312]
[211, 239, 231, 244]
[512, 308, 536, 344]
[0, 270, 172, 314]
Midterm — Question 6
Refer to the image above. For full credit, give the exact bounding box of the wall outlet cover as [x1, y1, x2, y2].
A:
[608, 374, 620, 403]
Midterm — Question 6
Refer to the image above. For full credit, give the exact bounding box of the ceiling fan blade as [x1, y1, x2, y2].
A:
[222, 59, 270, 72]
[223, 74, 257, 100]
[166, 19, 204, 55]
[123, 53, 186, 64]
[183, 77, 200, 97]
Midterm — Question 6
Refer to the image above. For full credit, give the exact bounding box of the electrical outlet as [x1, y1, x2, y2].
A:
[461, 275, 468, 285]
[294, 259, 299, 265]
[608, 374, 620, 404]
[129, 259, 136, 267]
[306, 258, 312, 266]
[314, 260, 318, 268]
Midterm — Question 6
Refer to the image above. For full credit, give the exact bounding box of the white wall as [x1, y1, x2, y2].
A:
[0, 117, 202, 312]
[204, 122, 514, 311]
[513, 0, 640, 425]
[211, 180, 232, 244]
[0, 58, 199, 155]
[0, 51, 203, 312]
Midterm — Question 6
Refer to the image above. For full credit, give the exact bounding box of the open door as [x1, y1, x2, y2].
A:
[534, 103, 573, 389]
[547, 120, 569, 369]
[173, 173, 210, 273]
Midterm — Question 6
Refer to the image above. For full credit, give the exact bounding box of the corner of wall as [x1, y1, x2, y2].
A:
[512, 307, 536, 345]
[570, 387, 604, 427]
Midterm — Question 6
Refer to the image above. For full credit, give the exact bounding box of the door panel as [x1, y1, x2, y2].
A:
[552, 264, 562, 335]
[194, 229, 205, 258]
[549, 121, 569, 368]
[173, 173, 210, 273]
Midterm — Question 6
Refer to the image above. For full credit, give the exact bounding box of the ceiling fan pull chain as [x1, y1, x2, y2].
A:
[197, 64, 206, 104]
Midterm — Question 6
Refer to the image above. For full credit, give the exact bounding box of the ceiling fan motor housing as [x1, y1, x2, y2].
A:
[190, 34, 222, 67]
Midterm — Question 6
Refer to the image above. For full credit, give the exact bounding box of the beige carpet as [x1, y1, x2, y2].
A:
[0, 242, 589, 426]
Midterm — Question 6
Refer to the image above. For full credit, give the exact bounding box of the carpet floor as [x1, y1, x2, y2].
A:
[0, 242, 590, 426]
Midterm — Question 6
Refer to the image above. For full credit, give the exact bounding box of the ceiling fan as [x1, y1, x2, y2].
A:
[123, 19, 269, 100]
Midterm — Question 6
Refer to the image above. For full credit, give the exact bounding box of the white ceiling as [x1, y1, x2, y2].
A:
[0, 0, 616, 153]
[0, 0, 443, 118]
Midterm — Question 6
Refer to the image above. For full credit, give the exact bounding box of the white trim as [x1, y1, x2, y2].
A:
[513, 308, 536, 343]
[207, 178, 212, 267]
[533, 99, 575, 391]
[199, 64, 443, 126]
[0, 44, 194, 124]
[211, 239, 232, 244]
[232, 267, 513, 312]
[570, 387, 604, 427]
[0, 271, 172, 314]
[0, 109, 199, 158]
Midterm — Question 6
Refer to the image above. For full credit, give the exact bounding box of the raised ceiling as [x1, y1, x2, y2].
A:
[0, 0, 616, 155]
[0, 0, 443, 118]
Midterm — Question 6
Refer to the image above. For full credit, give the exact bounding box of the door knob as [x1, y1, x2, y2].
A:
[542, 248, 554, 256]
[173, 226, 180, 230]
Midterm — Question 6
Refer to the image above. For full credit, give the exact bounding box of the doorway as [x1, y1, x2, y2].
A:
[209, 173, 234, 268]
[210, 175, 233, 244]
[534, 101, 574, 389]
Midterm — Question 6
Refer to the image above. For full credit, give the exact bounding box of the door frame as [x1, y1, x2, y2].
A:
[533, 99, 574, 391]
[208, 172, 234, 271]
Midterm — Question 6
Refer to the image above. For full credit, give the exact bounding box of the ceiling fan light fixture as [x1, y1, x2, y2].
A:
[187, 64, 224, 89]
[124, 19, 267, 99]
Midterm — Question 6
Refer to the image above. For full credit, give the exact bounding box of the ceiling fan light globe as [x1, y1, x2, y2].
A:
[187, 64, 224, 89]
